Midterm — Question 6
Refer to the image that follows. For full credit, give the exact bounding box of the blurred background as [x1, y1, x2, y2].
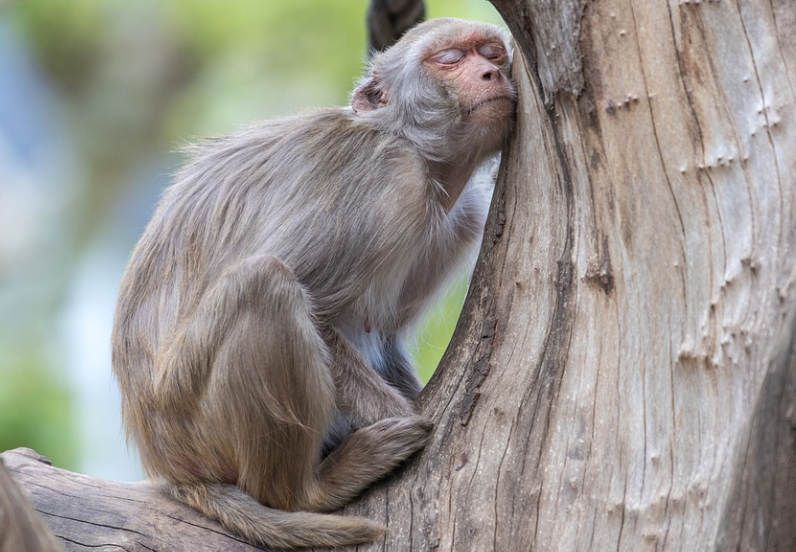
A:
[0, 0, 502, 481]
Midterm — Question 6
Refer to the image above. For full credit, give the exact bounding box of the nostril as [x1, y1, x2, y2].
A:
[481, 66, 502, 81]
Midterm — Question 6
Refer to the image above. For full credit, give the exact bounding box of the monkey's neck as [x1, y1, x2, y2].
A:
[429, 160, 479, 212]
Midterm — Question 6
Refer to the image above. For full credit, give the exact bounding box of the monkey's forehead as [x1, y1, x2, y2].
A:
[399, 18, 510, 59]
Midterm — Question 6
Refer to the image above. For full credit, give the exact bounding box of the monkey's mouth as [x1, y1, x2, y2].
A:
[470, 95, 515, 113]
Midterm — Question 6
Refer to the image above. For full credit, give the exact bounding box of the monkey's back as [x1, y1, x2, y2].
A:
[112, 109, 438, 452]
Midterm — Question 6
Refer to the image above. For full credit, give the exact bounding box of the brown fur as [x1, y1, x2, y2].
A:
[112, 18, 515, 549]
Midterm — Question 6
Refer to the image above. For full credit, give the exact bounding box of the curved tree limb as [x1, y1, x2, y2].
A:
[2, 448, 265, 552]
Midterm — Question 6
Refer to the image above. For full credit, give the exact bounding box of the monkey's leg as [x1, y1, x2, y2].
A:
[280, 328, 432, 512]
[161, 255, 428, 546]
[158, 255, 394, 548]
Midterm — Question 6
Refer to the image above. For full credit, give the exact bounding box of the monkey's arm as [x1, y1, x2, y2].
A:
[372, 180, 491, 399]
[396, 181, 490, 327]
[322, 326, 415, 427]
[374, 335, 424, 400]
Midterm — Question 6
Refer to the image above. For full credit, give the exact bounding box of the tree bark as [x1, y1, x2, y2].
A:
[6, 1, 796, 551]
[2, 448, 263, 551]
[0, 452, 64, 552]
[343, 0, 796, 550]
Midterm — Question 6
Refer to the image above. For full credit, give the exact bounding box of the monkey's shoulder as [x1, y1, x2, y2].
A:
[179, 108, 422, 195]
[201, 108, 410, 158]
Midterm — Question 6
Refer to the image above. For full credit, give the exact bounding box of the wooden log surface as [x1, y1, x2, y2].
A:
[0, 451, 63, 552]
[2, 448, 266, 552]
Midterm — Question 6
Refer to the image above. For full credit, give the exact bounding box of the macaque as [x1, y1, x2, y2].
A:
[112, 18, 515, 549]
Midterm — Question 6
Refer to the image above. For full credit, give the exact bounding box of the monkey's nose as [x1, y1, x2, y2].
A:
[481, 65, 501, 81]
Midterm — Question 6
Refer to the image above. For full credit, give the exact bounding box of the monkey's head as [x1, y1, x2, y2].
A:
[352, 18, 516, 163]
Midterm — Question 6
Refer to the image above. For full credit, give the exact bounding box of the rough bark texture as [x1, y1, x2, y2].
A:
[5, 1, 796, 551]
[0, 453, 64, 552]
[2, 448, 264, 551]
[346, 0, 796, 550]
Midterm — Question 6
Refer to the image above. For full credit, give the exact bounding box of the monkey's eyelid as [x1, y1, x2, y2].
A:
[477, 44, 506, 59]
[429, 48, 465, 65]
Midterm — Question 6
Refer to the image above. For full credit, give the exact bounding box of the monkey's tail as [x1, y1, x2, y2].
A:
[168, 482, 387, 549]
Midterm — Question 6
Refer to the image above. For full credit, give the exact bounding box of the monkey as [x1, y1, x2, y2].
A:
[112, 18, 515, 550]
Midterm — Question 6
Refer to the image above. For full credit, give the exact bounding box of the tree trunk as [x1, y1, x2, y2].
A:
[345, 0, 796, 550]
[5, 1, 796, 551]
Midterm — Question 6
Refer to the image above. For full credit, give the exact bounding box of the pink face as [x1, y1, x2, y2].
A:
[423, 35, 515, 122]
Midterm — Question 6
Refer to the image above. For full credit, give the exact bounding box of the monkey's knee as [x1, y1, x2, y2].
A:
[215, 253, 333, 403]
[223, 255, 309, 312]
[210, 256, 336, 507]
[219, 255, 326, 360]
[153, 254, 321, 410]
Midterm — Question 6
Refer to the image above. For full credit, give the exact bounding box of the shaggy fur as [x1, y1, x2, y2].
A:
[112, 18, 514, 549]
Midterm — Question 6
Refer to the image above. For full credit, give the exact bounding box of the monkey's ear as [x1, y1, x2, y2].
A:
[352, 77, 387, 114]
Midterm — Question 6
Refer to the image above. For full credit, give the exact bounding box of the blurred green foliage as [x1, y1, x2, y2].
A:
[0, 347, 77, 468]
[414, 279, 470, 381]
[1, 0, 500, 472]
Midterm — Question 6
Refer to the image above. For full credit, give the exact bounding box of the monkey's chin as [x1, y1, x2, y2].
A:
[470, 97, 515, 119]
[468, 98, 515, 134]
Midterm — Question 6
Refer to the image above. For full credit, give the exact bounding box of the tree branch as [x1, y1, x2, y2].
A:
[1, 448, 265, 552]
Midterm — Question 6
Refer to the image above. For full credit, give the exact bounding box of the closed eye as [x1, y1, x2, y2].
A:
[478, 44, 506, 62]
[430, 48, 465, 65]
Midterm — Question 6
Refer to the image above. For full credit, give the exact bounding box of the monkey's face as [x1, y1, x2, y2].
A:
[423, 36, 516, 134]
[352, 20, 516, 160]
